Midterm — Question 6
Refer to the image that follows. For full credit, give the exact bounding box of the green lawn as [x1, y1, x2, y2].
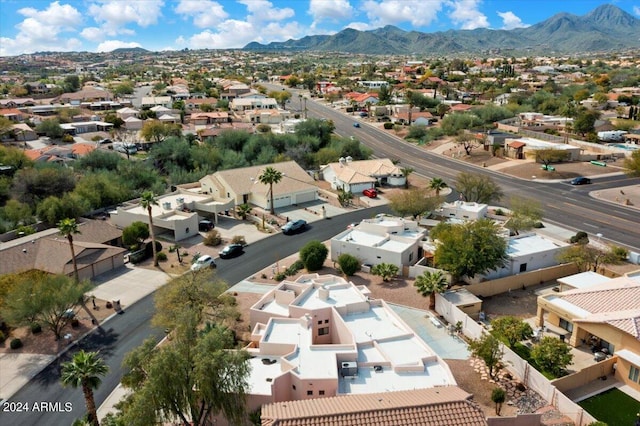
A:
[578, 388, 640, 425]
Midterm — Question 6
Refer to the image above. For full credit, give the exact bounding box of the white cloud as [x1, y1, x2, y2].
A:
[361, 0, 443, 28]
[186, 18, 302, 50]
[87, 0, 164, 29]
[237, 0, 295, 23]
[345, 21, 374, 31]
[497, 11, 528, 30]
[174, 0, 228, 28]
[634, 6, 640, 16]
[309, 0, 355, 22]
[0, 1, 84, 56]
[96, 40, 142, 52]
[80, 27, 104, 42]
[448, 0, 489, 30]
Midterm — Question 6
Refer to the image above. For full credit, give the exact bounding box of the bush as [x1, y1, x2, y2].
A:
[231, 235, 247, 245]
[570, 231, 589, 244]
[338, 253, 360, 276]
[0, 330, 5, 344]
[533, 221, 544, 228]
[62, 134, 75, 143]
[383, 122, 394, 129]
[610, 245, 629, 261]
[156, 252, 167, 262]
[10, 338, 23, 349]
[299, 240, 329, 271]
[71, 318, 80, 328]
[31, 323, 42, 334]
[494, 208, 505, 216]
[274, 272, 287, 281]
[285, 260, 304, 277]
[203, 229, 222, 246]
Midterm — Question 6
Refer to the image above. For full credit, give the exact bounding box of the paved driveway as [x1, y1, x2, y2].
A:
[90, 265, 172, 308]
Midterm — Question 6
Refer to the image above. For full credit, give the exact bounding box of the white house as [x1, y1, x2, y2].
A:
[320, 158, 405, 194]
[331, 216, 426, 269]
[436, 201, 488, 221]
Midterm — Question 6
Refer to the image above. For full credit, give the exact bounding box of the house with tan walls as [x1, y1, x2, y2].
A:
[243, 273, 456, 416]
[319, 158, 405, 193]
[536, 270, 640, 392]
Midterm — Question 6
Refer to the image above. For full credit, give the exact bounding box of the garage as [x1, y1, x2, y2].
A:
[294, 190, 317, 205]
[273, 195, 292, 208]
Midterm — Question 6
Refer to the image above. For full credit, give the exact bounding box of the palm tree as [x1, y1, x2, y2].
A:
[258, 167, 283, 215]
[58, 218, 81, 282]
[61, 350, 109, 426]
[236, 203, 252, 220]
[414, 270, 448, 310]
[400, 167, 414, 189]
[429, 177, 448, 196]
[140, 191, 159, 267]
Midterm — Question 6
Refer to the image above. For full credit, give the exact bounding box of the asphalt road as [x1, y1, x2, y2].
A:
[0, 205, 391, 425]
[289, 91, 640, 252]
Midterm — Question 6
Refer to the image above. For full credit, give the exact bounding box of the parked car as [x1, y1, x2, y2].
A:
[363, 188, 378, 198]
[347, 222, 359, 229]
[219, 243, 244, 259]
[190, 255, 216, 271]
[198, 220, 214, 232]
[353, 122, 360, 128]
[570, 177, 591, 185]
[282, 219, 307, 235]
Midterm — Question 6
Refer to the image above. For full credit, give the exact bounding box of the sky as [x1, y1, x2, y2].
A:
[1, 0, 639, 56]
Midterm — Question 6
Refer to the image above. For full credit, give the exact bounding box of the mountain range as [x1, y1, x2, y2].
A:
[244, 5, 640, 55]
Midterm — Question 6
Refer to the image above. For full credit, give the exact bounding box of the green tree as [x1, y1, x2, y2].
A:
[624, 150, 640, 177]
[535, 148, 570, 167]
[36, 193, 89, 225]
[12, 166, 76, 207]
[455, 132, 480, 156]
[1, 199, 33, 228]
[140, 191, 159, 267]
[268, 90, 292, 109]
[491, 387, 506, 416]
[61, 351, 109, 426]
[337, 253, 360, 276]
[491, 316, 533, 347]
[388, 189, 442, 219]
[36, 119, 65, 139]
[140, 121, 181, 143]
[429, 177, 448, 196]
[431, 219, 508, 281]
[530, 336, 573, 377]
[0, 116, 14, 138]
[236, 203, 252, 220]
[414, 270, 448, 309]
[122, 221, 150, 249]
[337, 188, 353, 207]
[58, 218, 81, 282]
[299, 240, 328, 272]
[400, 167, 414, 189]
[468, 333, 503, 378]
[557, 245, 623, 273]
[506, 196, 543, 235]
[258, 166, 283, 215]
[573, 109, 600, 136]
[371, 263, 399, 282]
[0, 145, 33, 170]
[454, 172, 503, 204]
[1, 274, 90, 339]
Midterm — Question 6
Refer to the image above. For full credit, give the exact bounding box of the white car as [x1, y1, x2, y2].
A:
[190, 255, 216, 271]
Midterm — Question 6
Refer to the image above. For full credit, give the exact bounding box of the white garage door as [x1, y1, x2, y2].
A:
[294, 191, 316, 204]
[274, 195, 291, 208]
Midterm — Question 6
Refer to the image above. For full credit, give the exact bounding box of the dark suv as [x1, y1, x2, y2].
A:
[282, 219, 307, 235]
[570, 177, 591, 185]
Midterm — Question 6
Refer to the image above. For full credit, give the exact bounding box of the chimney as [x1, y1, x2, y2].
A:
[318, 287, 329, 301]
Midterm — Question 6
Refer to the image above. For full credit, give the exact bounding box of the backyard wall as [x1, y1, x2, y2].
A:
[464, 264, 579, 298]
[552, 357, 617, 393]
[436, 294, 598, 426]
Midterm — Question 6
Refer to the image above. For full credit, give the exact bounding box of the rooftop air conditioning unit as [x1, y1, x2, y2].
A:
[341, 362, 358, 377]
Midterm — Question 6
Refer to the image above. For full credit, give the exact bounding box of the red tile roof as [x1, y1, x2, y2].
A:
[508, 141, 526, 149]
[261, 387, 487, 426]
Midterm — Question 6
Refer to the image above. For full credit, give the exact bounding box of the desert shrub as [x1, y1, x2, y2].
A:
[533, 222, 544, 228]
[274, 272, 287, 281]
[0, 330, 5, 343]
[231, 235, 247, 245]
[203, 229, 222, 246]
[299, 240, 328, 271]
[30, 323, 42, 334]
[494, 208, 505, 216]
[156, 252, 167, 262]
[338, 253, 360, 276]
[610, 245, 629, 261]
[62, 134, 75, 143]
[383, 122, 394, 129]
[71, 318, 80, 328]
[570, 231, 589, 244]
[260, 273, 267, 279]
[10, 338, 22, 349]
[285, 260, 304, 276]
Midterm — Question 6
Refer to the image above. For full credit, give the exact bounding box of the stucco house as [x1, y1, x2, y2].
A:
[436, 201, 488, 221]
[243, 273, 456, 417]
[331, 215, 426, 269]
[199, 161, 317, 212]
[320, 158, 405, 194]
[536, 270, 640, 393]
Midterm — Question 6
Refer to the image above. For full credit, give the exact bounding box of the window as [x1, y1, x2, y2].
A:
[292, 385, 296, 390]
[559, 318, 574, 333]
[519, 263, 527, 273]
[319, 327, 329, 335]
[630, 366, 640, 383]
[319, 390, 325, 395]
[318, 320, 322, 325]
[307, 390, 313, 395]
[324, 319, 329, 324]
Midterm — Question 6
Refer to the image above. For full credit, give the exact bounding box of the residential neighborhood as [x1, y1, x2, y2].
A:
[1, 5, 640, 425]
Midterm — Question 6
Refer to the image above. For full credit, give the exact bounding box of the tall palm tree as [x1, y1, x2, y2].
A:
[58, 218, 81, 282]
[140, 191, 159, 267]
[414, 270, 448, 310]
[61, 350, 109, 426]
[400, 167, 414, 189]
[258, 167, 283, 215]
[429, 177, 448, 196]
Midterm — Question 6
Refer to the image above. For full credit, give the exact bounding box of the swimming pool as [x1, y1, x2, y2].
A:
[608, 143, 639, 151]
